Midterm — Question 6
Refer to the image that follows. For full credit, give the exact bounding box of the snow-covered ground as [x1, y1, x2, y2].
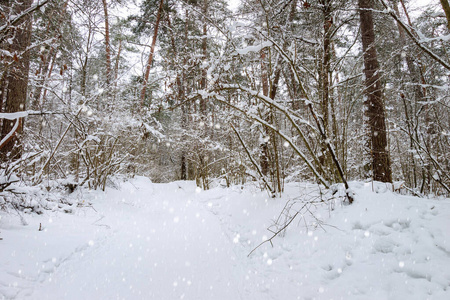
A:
[1, 177, 449, 299]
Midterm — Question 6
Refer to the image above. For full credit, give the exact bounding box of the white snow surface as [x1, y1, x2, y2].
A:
[1, 178, 450, 300]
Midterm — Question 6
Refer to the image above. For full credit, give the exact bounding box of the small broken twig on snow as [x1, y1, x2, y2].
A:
[248, 202, 309, 257]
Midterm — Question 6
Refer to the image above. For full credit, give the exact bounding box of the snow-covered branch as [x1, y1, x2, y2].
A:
[378, 0, 450, 71]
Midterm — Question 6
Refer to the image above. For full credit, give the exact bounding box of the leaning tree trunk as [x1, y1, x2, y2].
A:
[140, 0, 164, 109]
[1, 0, 33, 160]
[358, 0, 392, 183]
[102, 0, 112, 86]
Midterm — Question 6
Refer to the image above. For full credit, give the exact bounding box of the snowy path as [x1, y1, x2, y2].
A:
[9, 178, 251, 300]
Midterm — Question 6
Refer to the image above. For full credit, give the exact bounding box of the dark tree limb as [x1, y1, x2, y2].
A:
[0, 0, 49, 43]
[379, 0, 450, 71]
[230, 123, 274, 195]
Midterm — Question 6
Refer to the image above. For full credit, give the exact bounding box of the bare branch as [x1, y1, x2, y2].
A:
[0, 0, 49, 43]
[378, 0, 450, 71]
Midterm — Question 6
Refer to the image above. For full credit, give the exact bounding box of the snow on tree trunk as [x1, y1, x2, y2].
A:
[358, 0, 392, 183]
[0, 0, 33, 160]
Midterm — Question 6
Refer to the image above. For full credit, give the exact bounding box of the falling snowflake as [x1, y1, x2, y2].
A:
[233, 234, 240, 243]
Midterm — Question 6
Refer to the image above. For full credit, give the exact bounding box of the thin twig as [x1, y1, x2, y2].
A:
[248, 202, 309, 257]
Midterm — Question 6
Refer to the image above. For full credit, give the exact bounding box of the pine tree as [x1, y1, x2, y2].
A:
[358, 0, 392, 183]
[0, 0, 34, 160]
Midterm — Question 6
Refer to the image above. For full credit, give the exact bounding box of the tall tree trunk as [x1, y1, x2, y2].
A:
[200, 0, 208, 114]
[140, 0, 164, 109]
[80, 55, 88, 98]
[320, 0, 331, 135]
[102, 0, 112, 86]
[184, 9, 193, 180]
[80, 25, 94, 99]
[319, 0, 334, 180]
[114, 40, 122, 86]
[1, 0, 33, 160]
[358, 0, 392, 183]
[260, 50, 270, 176]
[197, 0, 209, 188]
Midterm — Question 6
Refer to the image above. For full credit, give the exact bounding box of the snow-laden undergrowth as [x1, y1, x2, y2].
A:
[1, 177, 449, 299]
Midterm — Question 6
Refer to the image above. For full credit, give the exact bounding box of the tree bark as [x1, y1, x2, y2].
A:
[114, 40, 122, 85]
[259, 50, 270, 176]
[1, 0, 33, 160]
[320, 0, 332, 135]
[140, 0, 164, 109]
[358, 0, 392, 183]
[319, 0, 334, 180]
[102, 0, 112, 86]
[200, 0, 208, 114]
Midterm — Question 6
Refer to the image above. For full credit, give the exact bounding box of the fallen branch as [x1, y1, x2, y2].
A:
[248, 201, 309, 257]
